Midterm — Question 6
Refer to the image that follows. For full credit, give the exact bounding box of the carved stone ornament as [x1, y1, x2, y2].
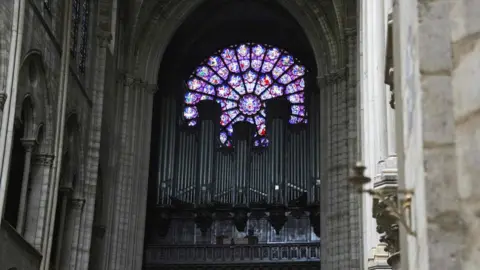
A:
[32, 154, 55, 166]
[0, 93, 7, 111]
[373, 189, 400, 255]
[194, 204, 214, 236]
[232, 204, 249, 232]
[267, 202, 288, 235]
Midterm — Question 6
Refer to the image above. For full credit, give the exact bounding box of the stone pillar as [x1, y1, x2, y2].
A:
[393, 0, 463, 269]
[62, 197, 84, 270]
[107, 73, 135, 270]
[16, 138, 36, 233]
[41, 1, 74, 269]
[53, 187, 72, 270]
[132, 85, 157, 269]
[359, 0, 390, 265]
[0, 0, 27, 223]
[25, 154, 54, 249]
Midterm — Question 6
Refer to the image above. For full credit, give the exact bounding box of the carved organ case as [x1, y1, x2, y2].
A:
[151, 43, 321, 245]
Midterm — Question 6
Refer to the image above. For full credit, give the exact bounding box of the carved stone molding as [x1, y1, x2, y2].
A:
[316, 67, 348, 88]
[0, 93, 7, 111]
[32, 154, 55, 166]
[71, 198, 86, 210]
[372, 189, 400, 255]
[96, 31, 112, 48]
[21, 138, 37, 152]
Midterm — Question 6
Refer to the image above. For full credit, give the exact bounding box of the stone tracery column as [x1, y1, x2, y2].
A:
[17, 138, 36, 233]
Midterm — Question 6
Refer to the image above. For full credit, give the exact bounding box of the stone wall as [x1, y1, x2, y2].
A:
[394, 0, 480, 269]
[0, 220, 42, 270]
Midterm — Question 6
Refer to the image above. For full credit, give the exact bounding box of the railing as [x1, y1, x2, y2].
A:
[144, 242, 320, 265]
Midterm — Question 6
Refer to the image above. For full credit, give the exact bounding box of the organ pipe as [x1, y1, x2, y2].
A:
[266, 99, 289, 203]
[309, 92, 321, 201]
[232, 122, 255, 205]
[196, 101, 220, 204]
[175, 130, 198, 202]
[156, 95, 177, 204]
[214, 151, 233, 203]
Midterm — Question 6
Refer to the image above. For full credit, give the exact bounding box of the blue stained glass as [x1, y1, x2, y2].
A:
[183, 43, 308, 147]
[79, 0, 90, 74]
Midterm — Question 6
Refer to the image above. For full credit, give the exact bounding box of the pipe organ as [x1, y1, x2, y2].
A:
[150, 44, 322, 247]
[151, 91, 321, 245]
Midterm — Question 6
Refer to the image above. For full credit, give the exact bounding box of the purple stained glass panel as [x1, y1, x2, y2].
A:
[183, 43, 308, 147]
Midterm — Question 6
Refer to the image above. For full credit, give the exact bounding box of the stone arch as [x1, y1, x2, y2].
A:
[15, 50, 54, 152]
[128, 0, 344, 84]
[63, 113, 81, 189]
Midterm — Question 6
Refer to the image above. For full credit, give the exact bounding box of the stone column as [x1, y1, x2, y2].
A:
[16, 138, 36, 233]
[107, 73, 135, 270]
[0, 0, 27, 221]
[53, 186, 72, 270]
[25, 154, 54, 249]
[359, 0, 389, 266]
[132, 85, 157, 269]
[41, 1, 74, 269]
[61, 197, 84, 270]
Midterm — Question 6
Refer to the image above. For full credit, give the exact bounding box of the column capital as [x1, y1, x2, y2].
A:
[345, 27, 357, 37]
[146, 85, 158, 95]
[21, 138, 37, 151]
[117, 72, 136, 87]
[96, 31, 112, 48]
[71, 198, 85, 210]
[59, 186, 74, 196]
[0, 93, 7, 111]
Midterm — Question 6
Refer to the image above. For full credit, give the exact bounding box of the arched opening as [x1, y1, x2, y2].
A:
[49, 114, 80, 270]
[145, 0, 321, 267]
[4, 97, 34, 229]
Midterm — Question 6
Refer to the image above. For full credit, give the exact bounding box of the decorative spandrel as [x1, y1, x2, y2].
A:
[183, 43, 308, 148]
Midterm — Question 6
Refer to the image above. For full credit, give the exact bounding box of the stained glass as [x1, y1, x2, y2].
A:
[79, 0, 90, 74]
[71, 0, 81, 58]
[183, 43, 308, 147]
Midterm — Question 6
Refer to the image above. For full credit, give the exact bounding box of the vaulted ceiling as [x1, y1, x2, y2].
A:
[115, 0, 355, 83]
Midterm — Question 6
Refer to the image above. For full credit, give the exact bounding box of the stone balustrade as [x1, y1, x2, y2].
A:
[144, 242, 320, 265]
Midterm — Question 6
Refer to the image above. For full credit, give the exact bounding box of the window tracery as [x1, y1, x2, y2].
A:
[79, 0, 89, 74]
[71, 0, 80, 58]
[71, 0, 90, 74]
[183, 43, 307, 147]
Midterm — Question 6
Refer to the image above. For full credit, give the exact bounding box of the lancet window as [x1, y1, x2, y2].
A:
[183, 43, 307, 147]
[71, 0, 90, 74]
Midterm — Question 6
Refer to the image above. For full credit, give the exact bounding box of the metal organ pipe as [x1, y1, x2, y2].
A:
[266, 99, 289, 203]
[175, 129, 198, 203]
[309, 92, 322, 201]
[156, 95, 177, 205]
[232, 122, 255, 205]
[196, 101, 220, 204]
